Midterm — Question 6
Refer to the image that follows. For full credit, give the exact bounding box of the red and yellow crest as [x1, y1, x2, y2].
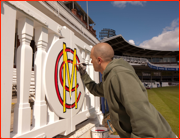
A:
[44, 39, 85, 118]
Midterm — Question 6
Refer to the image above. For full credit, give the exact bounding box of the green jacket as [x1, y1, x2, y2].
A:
[81, 58, 176, 138]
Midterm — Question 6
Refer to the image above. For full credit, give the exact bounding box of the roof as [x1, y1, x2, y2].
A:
[63, 1, 94, 24]
[101, 34, 179, 57]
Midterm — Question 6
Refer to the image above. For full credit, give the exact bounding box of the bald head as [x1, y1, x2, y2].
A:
[92, 43, 114, 62]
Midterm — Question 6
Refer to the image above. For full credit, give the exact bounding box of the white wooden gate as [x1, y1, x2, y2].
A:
[1, 1, 103, 138]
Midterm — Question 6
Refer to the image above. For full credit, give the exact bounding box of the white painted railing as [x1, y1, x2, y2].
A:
[2, 1, 102, 138]
[12, 68, 35, 96]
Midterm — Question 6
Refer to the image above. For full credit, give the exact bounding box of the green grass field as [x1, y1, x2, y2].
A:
[147, 86, 179, 137]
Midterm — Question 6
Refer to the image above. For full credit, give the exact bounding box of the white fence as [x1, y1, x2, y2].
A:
[1, 1, 102, 138]
[12, 68, 35, 96]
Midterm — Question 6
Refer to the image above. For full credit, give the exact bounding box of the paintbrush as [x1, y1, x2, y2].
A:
[75, 62, 92, 66]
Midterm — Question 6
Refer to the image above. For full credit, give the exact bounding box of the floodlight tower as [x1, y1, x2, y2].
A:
[99, 28, 116, 40]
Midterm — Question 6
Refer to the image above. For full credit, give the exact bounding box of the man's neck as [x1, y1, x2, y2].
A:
[100, 61, 111, 74]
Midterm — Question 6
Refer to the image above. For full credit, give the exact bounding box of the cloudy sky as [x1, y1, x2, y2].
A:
[77, 1, 179, 51]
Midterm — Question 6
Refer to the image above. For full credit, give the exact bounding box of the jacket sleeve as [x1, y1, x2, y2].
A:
[110, 72, 158, 138]
[81, 72, 104, 97]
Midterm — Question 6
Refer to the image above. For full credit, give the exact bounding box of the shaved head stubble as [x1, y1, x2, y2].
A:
[92, 43, 114, 62]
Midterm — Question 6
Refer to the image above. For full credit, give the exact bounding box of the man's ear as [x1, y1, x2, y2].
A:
[97, 57, 102, 64]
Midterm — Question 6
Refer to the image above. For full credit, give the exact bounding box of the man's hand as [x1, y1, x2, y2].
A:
[78, 63, 86, 76]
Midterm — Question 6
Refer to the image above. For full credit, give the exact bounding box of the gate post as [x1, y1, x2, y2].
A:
[47, 33, 59, 123]
[1, 2, 17, 137]
[33, 26, 48, 128]
[13, 17, 34, 134]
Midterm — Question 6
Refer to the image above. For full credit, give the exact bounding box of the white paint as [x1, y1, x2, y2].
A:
[47, 33, 59, 124]
[96, 111, 104, 125]
[86, 108, 97, 119]
[8, 1, 48, 26]
[67, 118, 99, 138]
[47, 33, 59, 52]
[11, 118, 67, 138]
[13, 17, 33, 135]
[1, 2, 17, 137]
[47, 103, 59, 124]
[94, 71, 103, 124]
[12, 68, 35, 96]
[35, 133, 46, 138]
[57, 25, 67, 33]
[33, 26, 48, 128]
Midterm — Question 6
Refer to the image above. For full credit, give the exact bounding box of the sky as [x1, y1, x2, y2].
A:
[76, 1, 179, 51]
